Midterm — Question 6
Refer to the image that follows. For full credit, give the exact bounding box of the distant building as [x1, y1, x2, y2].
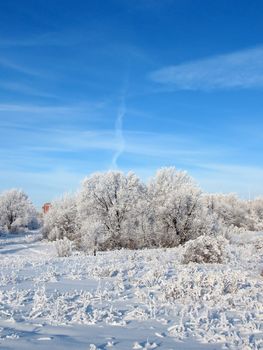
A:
[42, 202, 51, 214]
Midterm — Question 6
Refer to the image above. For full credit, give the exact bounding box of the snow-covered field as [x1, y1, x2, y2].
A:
[0, 232, 262, 350]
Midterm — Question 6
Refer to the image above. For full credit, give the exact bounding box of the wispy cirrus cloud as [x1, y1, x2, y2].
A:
[6, 126, 228, 160]
[0, 103, 75, 114]
[0, 119, 227, 162]
[0, 101, 105, 116]
[111, 73, 130, 169]
[0, 31, 86, 48]
[0, 81, 55, 98]
[0, 57, 43, 77]
[150, 46, 263, 90]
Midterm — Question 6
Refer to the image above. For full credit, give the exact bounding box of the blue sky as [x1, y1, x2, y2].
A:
[1, 0, 263, 207]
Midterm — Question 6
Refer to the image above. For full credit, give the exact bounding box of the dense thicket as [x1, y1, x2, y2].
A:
[42, 167, 263, 253]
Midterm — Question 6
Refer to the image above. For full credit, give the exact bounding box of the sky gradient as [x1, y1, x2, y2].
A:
[0, 0, 263, 207]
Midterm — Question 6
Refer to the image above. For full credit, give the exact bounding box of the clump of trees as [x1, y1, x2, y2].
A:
[0, 189, 38, 233]
[2, 167, 263, 255]
[42, 167, 232, 253]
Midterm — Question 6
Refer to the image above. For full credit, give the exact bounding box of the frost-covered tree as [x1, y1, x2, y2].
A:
[148, 168, 217, 247]
[77, 171, 146, 250]
[0, 189, 38, 233]
[42, 194, 79, 242]
[204, 193, 251, 229]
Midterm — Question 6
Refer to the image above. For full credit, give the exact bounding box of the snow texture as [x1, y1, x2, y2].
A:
[0, 231, 262, 349]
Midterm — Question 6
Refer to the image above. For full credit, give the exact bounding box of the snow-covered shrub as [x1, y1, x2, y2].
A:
[181, 235, 229, 264]
[0, 189, 38, 233]
[77, 171, 146, 250]
[42, 194, 79, 242]
[55, 237, 74, 257]
[148, 167, 218, 247]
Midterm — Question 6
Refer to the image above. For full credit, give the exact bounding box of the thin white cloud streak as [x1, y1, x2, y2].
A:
[0, 28, 99, 48]
[0, 113, 230, 173]
[0, 57, 43, 77]
[0, 102, 106, 119]
[52, 129, 199, 158]
[0, 34, 74, 48]
[111, 95, 126, 168]
[111, 72, 130, 169]
[0, 82, 55, 98]
[150, 46, 263, 90]
[0, 104, 75, 114]
[0, 126, 228, 160]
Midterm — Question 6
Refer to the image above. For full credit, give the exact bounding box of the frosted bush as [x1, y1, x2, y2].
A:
[55, 237, 74, 257]
[181, 235, 229, 264]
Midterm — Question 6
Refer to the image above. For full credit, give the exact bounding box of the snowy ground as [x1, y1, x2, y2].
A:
[0, 232, 262, 349]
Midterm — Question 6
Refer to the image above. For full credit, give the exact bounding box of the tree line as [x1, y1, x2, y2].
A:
[1, 168, 262, 253]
